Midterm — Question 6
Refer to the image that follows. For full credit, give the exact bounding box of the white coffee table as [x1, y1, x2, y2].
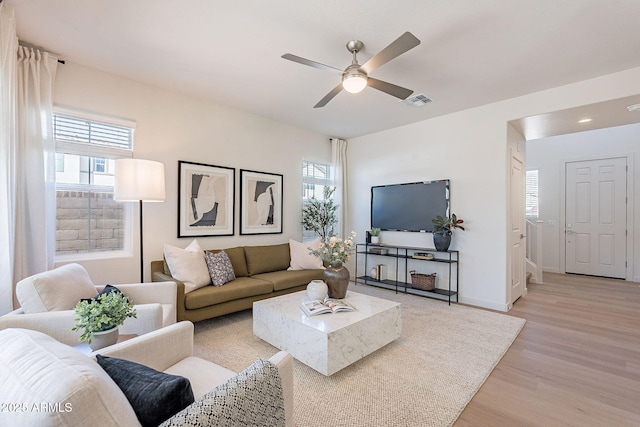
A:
[253, 290, 401, 376]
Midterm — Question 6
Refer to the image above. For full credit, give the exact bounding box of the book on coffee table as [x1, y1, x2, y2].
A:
[301, 298, 356, 316]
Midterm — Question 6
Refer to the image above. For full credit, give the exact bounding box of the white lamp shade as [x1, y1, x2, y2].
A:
[114, 159, 166, 202]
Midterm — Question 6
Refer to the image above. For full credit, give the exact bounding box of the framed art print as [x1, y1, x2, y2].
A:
[240, 169, 283, 235]
[178, 161, 235, 237]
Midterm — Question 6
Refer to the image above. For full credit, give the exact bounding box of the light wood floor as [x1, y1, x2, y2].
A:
[455, 272, 640, 427]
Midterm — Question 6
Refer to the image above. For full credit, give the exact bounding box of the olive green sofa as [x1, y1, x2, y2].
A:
[152, 243, 324, 322]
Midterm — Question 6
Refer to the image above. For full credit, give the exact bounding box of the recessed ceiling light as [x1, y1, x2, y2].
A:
[627, 103, 640, 112]
[578, 118, 592, 123]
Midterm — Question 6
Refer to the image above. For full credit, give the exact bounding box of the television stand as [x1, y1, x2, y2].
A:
[355, 243, 459, 305]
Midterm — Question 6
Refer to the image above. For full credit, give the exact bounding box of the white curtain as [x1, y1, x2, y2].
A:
[0, 3, 18, 315]
[330, 138, 348, 238]
[0, 4, 58, 314]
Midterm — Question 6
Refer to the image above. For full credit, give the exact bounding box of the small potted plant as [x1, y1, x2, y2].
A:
[72, 290, 137, 350]
[431, 213, 465, 252]
[370, 227, 381, 244]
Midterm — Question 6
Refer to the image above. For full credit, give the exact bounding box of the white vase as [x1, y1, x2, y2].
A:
[89, 326, 119, 351]
[371, 236, 380, 244]
[306, 280, 328, 301]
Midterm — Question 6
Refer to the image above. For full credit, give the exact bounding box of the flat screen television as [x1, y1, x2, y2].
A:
[371, 180, 450, 232]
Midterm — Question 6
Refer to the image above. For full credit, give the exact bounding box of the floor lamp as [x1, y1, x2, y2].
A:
[114, 159, 166, 283]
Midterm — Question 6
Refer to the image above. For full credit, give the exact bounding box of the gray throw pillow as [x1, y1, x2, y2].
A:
[96, 355, 195, 427]
[204, 250, 236, 286]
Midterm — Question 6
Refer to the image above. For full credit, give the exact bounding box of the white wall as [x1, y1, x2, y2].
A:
[53, 63, 330, 284]
[347, 66, 640, 311]
[527, 123, 640, 280]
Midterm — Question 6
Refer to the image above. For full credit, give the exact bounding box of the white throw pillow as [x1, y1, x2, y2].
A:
[16, 263, 98, 313]
[288, 238, 324, 270]
[164, 239, 211, 293]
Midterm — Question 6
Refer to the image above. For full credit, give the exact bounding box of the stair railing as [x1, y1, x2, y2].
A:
[525, 219, 544, 283]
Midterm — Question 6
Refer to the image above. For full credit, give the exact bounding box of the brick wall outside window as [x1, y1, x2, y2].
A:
[55, 190, 125, 254]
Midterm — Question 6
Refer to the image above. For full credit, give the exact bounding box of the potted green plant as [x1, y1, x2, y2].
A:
[72, 290, 137, 350]
[431, 213, 465, 252]
[369, 227, 381, 244]
[301, 186, 338, 241]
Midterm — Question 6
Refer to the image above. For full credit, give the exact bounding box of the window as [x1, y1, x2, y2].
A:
[302, 161, 331, 199]
[54, 109, 135, 258]
[526, 170, 539, 218]
[302, 160, 332, 241]
[55, 153, 65, 172]
[94, 158, 106, 173]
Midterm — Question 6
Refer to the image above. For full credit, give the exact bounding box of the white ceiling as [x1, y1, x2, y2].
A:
[7, 0, 640, 139]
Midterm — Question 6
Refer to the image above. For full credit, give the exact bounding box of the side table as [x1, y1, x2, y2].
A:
[72, 334, 138, 355]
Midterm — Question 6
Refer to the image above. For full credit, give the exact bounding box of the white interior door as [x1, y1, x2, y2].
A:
[565, 158, 627, 279]
[510, 149, 525, 303]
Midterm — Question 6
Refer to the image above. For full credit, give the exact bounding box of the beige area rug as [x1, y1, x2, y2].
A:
[193, 284, 525, 427]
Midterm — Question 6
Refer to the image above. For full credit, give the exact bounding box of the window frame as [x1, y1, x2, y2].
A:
[53, 107, 136, 262]
[302, 160, 333, 242]
[526, 169, 539, 219]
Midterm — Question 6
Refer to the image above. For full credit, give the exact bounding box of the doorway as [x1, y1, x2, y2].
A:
[510, 148, 525, 302]
[564, 157, 627, 279]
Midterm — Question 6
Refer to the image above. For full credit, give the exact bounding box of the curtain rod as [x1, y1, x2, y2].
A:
[18, 40, 65, 64]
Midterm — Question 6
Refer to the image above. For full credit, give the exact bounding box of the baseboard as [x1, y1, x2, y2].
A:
[459, 296, 509, 312]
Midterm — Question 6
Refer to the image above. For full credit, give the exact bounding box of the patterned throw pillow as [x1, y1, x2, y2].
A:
[204, 251, 236, 287]
[160, 359, 285, 427]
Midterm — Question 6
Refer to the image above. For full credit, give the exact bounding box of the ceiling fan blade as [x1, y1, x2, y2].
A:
[281, 53, 343, 74]
[360, 32, 421, 74]
[314, 84, 344, 108]
[367, 77, 413, 100]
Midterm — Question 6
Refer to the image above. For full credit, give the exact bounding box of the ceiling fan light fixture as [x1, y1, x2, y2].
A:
[342, 73, 368, 94]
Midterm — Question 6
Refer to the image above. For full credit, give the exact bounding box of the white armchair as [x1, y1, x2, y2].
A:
[0, 322, 293, 426]
[0, 263, 177, 345]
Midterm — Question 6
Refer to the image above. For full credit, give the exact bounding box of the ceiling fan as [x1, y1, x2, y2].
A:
[282, 32, 421, 108]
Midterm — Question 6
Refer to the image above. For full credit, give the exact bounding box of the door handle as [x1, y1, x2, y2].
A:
[566, 230, 575, 234]
[520, 234, 526, 239]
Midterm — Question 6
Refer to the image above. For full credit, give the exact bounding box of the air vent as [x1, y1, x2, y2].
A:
[401, 93, 433, 107]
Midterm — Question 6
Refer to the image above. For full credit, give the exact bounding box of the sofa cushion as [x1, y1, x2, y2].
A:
[207, 246, 249, 277]
[253, 269, 324, 291]
[244, 243, 291, 275]
[0, 328, 139, 426]
[164, 239, 211, 294]
[16, 263, 98, 313]
[288, 238, 324, 270]
[97, 355, 195, 427]
[184, 277, 273, 310]
[204, 251, 236, 286]
[164, 356, 237, 399]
